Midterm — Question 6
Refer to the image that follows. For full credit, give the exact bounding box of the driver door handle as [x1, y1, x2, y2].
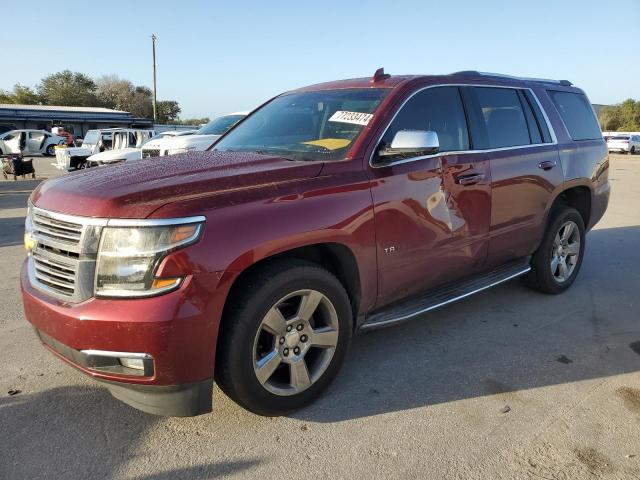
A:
[457, 173, 485, 186]
[538, 160, 557, 170]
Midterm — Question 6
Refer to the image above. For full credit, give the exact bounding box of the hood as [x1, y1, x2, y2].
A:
[32, 151, 324, 218]
[88, 148, 141, 162]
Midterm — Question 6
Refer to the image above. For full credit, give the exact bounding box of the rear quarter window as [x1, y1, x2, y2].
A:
[548, 91, 601, 141]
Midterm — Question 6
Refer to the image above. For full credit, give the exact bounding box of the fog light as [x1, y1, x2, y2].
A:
[119, 357, 145, 370]
[24, 233, 36, 251]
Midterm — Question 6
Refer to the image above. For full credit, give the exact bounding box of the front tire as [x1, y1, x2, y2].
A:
[527, 206, 585, 294]
[45, 145, 56, 156]
[215, 259, 352, 416]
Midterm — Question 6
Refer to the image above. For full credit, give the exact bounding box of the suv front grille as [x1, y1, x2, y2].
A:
[142, 148, 161, 158]
[28, 207, 106, 303]
[32, 249, 77, 296]
[33, 211, 83, 246]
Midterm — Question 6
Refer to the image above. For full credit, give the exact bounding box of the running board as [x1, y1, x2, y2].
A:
[360, 258, 531, 331]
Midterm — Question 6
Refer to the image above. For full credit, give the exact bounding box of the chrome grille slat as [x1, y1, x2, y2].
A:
[31, 254, 75, 274]
[33, 214, 83, 233]
[32, 225, 81, 242]
[33, 213, 82, 245]
[34, 272, 75, 291]
[33, 262, 76, 282]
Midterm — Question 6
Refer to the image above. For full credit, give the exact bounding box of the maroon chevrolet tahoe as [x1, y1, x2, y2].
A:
[21, 70, 609, 416]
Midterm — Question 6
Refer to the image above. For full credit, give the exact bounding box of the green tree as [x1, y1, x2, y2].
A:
[130, 86, 154, 118]
[95, 75, 154, 118]
[96, 75, 135, 110]
[156, 100, 181, 123]
[598, 99, 640, 131]
[0, 84, 41, 104]
[38, 70, 99, 106]
[180, 117, 209, 126]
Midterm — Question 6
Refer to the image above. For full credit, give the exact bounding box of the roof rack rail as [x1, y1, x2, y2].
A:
[451, 71, 573, 86]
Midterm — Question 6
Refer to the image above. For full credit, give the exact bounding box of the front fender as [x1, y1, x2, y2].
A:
[151, 170, 378, 314]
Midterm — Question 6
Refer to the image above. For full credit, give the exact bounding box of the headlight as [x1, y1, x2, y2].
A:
[166, 146, 196, 155]
[95, 221, 203, 297]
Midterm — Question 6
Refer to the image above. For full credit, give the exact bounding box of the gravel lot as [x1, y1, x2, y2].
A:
[1, 154, 639, 479]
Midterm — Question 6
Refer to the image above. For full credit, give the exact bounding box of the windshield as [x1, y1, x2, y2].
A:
[198, 115, 245, 135]
[214, 89, 389, 161]
[82, 130, 99, 146]
[611, 135, 630, 140]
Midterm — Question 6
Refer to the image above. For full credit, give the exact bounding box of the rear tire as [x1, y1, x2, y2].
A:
[631, 146, 636, 155]
[526, 206, 585, 294]
[215, 259, 352, 416]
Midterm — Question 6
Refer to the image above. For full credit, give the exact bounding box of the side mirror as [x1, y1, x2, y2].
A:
[377, 130, 439, 162]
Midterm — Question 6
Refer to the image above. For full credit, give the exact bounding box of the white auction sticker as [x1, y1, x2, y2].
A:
[328, 110, 373, 126]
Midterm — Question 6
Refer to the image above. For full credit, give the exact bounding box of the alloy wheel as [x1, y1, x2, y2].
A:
[252, 289, 339, 396]
[550, 220, 581, 282]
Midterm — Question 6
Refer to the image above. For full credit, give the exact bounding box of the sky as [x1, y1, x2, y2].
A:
[1, 0, 637, 119]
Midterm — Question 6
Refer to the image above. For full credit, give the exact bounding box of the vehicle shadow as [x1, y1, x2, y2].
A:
[294, 225, 640, 423]
[0, 180, 36, 247]
[0, 386, 260, 479]
[0, 217, 27, 247]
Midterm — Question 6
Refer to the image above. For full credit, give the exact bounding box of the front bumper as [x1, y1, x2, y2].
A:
[21, 261, 227, 416]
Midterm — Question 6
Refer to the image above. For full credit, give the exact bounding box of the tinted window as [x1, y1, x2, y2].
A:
[215, 89, 388, 161]
[198, 115, 246, 135]
[474, 87, 531, 148]
[548, 91, 601, 141]
[612, 135, 629, 140]
[518, 91, 542, 144]
[376, 86, 469, 160]
[523, 90, 553, 143]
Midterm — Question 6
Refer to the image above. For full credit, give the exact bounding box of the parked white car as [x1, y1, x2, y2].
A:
[53, 128, 155, 170]
[0, 129, 66, 156]
[86, 129, 156, 167]
[607, 134, 640, 154]
[141, 112, 248, 158]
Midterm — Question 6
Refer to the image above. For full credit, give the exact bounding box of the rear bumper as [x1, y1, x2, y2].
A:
[21, 261, 228, 416]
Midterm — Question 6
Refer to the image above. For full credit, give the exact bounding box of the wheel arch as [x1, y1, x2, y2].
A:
[548, 184, 592, 229]
[221, 242, 363, 332]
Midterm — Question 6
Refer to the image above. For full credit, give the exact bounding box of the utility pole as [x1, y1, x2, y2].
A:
[151, 34, 158, 123]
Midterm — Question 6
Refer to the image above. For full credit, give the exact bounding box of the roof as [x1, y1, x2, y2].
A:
[291, 75, 418, 93]
[289, 70, 577, 94]
[0, 104, 128, 114]
[0, 103, 152, 125]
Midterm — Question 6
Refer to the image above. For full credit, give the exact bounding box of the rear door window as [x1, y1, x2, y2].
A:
[548, 91, 601, 141]
[472, 87, 531, 149]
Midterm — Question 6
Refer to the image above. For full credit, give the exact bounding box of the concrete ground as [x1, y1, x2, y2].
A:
[1, 154, 639, 479]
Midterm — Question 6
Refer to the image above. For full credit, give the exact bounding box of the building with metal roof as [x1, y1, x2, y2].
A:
[0, 104, 153, 138]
